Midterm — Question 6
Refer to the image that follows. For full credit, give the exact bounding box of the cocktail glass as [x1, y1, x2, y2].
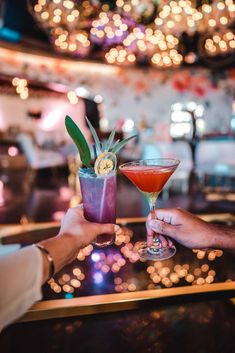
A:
[79, 169, 116, 247]
[119, 158, 180, 260]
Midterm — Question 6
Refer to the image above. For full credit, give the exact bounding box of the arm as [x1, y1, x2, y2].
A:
[0, 205, 119, 330]
[148, 208, 235, 252]
[39, 206, 119, 282]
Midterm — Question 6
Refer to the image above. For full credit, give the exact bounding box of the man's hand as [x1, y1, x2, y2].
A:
[147, 208, 220, 249]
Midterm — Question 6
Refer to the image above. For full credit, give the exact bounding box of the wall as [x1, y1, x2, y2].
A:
[0, 46, 234, 138]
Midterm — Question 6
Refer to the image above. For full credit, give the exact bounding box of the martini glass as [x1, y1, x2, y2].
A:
[119, 158, 180, 261]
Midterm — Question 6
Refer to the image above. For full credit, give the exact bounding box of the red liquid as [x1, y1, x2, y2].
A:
[121, 165, 174, 193]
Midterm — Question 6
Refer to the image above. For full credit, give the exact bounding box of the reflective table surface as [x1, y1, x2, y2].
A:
[1, 215, 235, 312]
[1, 215, 235, 353]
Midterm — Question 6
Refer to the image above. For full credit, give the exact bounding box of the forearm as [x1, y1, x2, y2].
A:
[0, 246, 42, 331]
[212, 225, 235, 253]
[39, 234, 78, 283]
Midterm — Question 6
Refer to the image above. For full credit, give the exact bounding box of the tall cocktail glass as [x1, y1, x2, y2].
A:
[79, 169, 116, 247]
[119, 158, 180, 260]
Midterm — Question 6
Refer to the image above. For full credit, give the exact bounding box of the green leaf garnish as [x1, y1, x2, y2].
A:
[104, 129, 115, 152]
[65, 115, 91, 167]
[110, 139, 120, 151]
[85, 116, 102, 154]
[111, 135, 137, 154]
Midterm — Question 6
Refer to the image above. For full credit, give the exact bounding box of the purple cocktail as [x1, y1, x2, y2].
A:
[65, 115, 136, 248]
[79, 169, 116, 247]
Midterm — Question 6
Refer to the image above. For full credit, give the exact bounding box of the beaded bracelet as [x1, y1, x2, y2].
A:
[35, 243, 55, 281]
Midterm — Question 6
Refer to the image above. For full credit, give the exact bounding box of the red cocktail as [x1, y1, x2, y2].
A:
[120, 159, 180, 260]
[121, 165, 174, 193]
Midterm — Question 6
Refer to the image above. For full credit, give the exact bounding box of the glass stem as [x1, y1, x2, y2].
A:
[148, 194, 161, 248]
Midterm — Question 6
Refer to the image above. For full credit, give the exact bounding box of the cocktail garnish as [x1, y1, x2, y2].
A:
[65, 115, 91, 167]
[94, 152, 117, 175]
[65, 115, 137, 175]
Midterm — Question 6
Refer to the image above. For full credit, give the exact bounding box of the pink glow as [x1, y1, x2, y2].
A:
[59, 187, 73, 201]
[8, 146, 19, 157]
[40, 110, 62, 131]
[52, 211, 65, 221]
[0, 181, 4, 206]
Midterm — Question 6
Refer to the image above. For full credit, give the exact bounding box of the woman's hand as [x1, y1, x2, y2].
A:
[39, 205, 119, 282]
[58, 205, 119, 249]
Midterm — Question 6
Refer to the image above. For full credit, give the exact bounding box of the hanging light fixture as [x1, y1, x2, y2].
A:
[154, 0, 201, 36]
[105, 46, 136, 65]
[116, 0, 157, 23]
[52, 27, 91, 55]
[198, 29, 235, 68]
[90, 12, 131, 46]
[197, 0, 235, 33]
[28, 0, 235, 68]
[28, 0, 100, 56]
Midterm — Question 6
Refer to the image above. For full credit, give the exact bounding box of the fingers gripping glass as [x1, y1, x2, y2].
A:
[119, 159, 180, 261]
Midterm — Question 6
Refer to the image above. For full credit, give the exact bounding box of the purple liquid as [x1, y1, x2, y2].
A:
[79, 170, 116, 247]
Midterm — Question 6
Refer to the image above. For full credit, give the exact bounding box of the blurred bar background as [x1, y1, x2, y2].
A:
[0, 0, 234, 224]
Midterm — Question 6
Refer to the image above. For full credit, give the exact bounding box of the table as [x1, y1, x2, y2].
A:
[1, 215, 235, 353]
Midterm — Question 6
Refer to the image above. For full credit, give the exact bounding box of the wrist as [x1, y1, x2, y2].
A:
[57, 232, 79, 262]
[40, 234, 78, 276]
[210, 224, 235, 250]
[35, 243, 55, 281]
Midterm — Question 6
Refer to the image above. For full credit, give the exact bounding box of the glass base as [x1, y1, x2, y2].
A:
[137, 242, 176, 261]
[93, 234, 115, 248]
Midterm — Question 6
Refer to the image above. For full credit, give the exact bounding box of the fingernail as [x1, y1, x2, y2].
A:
[114, 225, 120, 232]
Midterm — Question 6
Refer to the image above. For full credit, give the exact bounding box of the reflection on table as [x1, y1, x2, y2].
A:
[1, 217, 235, 303]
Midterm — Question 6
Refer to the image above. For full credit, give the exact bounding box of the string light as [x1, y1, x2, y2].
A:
[12, 77, 29, 100]
[105, 46, 136, 65]
[67, 90, 79, 104]
[204, 31, 235, 57]
[52, 28, 91, 56]
[116, 0, 156, 23]
[197, 0, 235, 33]
[155, 0, 200, 35]
[90, 12, 130, 46]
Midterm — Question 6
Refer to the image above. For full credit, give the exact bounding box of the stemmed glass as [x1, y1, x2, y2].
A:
[119, 158, 180, 261]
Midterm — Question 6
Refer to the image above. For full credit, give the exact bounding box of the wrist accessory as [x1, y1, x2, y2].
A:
[35, 243, 55, 280]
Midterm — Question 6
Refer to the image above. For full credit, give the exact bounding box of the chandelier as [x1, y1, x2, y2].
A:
[90, 12, 131, 46]
[28, 0, 235, 69]
[116, 0, 157, 23]
[154, 0, 201, 36]
[197, 0, 235, 33]
[28, 0, 99, 56]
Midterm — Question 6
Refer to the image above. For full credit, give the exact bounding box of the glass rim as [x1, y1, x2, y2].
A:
[78, 168, 116, 178]
[119, 158, 180, 170]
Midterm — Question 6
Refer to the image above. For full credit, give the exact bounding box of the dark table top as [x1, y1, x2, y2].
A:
[1, 298, 235, 353]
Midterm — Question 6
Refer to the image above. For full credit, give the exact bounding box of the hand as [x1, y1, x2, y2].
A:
[40, 205, 120, 282]
[147, 208, 219, 249]
[58, 205, 120, 249]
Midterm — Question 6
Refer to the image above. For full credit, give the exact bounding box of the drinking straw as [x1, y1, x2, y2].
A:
[99, 175, 108, 222]
[93, 144, 97, 159]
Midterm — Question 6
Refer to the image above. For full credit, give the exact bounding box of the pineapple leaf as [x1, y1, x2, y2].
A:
[85, 116, 102, 154]
[111, 135, 137, 154]
[110, 139, 120, 151]
[65, 115, 91, 167]
[105, 129, 116, 152]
